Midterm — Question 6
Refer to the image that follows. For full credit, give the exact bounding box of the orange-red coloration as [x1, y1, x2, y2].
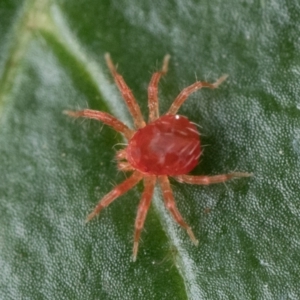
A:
[65, 54, 251, 262]
[127, 115, 200, 175]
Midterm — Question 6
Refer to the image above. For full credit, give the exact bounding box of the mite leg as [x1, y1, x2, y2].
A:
[132, 176, 156, 262]
[64, 109, 134, 140]
[166, 75, 228, 115]
[148, 54, 170, 122]
[86, 171, 143, 222]
[158, 175, 198, 246]
[105, 53, 146, 129]
[174, 172, 252, 185]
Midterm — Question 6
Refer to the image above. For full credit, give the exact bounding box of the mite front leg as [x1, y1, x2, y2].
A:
[174, 172, 252, 185]
[86, 171, 143, 222]
[132, 176, 156, 262]
[148, 54, 170, 122]
[158, 175, 198, 246]
[64, 109, 134, 140]
[105, 53, 146, 129]
[166, 75, 228, 115]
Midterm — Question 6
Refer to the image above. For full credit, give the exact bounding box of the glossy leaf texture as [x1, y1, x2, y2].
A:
[1, 0, 300, 299]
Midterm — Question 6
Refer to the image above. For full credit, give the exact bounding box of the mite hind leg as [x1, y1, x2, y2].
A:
[167, 75, 228, 115]
[174, 172, 252, 185]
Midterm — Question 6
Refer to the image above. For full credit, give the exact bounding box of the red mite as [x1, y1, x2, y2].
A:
[65, 54, 251, 261]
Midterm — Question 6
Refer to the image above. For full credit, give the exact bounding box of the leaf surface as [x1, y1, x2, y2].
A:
[1, 0, 300, 299]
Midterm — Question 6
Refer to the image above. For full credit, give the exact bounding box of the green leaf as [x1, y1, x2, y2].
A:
[1, 0, 300, 299]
